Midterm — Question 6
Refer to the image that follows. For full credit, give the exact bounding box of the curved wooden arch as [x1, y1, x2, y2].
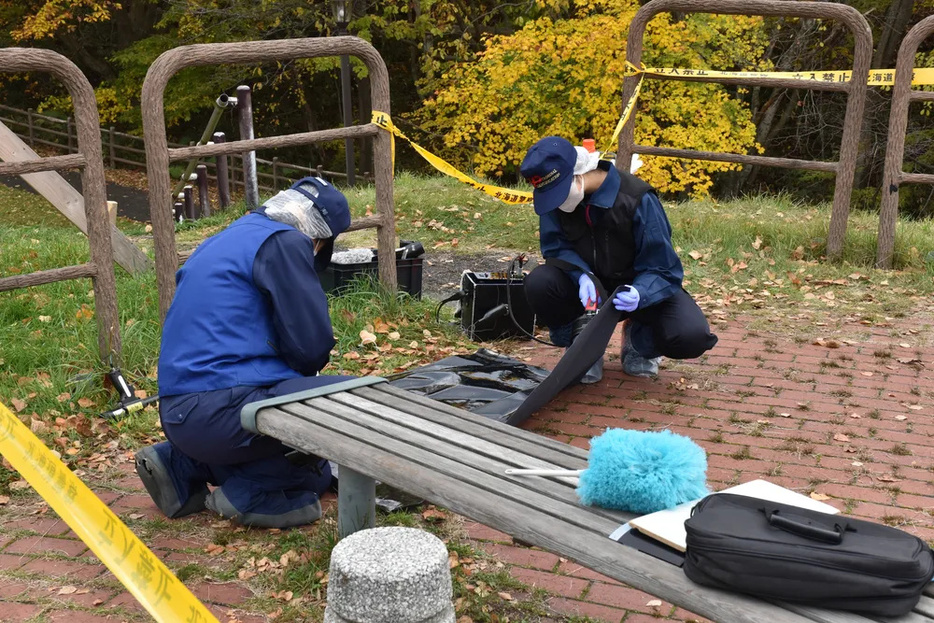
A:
[619, 0, 873, 260]
[876, 15, 934, 268]
[0, 48, 120, 360]
[142, 37, 396, 321]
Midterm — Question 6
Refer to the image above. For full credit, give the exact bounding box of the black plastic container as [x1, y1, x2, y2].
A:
[320, 257, 424, 298]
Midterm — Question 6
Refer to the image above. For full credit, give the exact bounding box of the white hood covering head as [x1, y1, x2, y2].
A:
[262, 184, 334, 241]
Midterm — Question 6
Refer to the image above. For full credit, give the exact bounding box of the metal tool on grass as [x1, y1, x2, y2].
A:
[99, 367, 159, 419]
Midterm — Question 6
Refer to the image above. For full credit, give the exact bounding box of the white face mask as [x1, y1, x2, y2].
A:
[557, 175, 584, 213]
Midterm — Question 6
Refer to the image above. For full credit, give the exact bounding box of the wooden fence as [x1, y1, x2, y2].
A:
[0, 103, 371, 196]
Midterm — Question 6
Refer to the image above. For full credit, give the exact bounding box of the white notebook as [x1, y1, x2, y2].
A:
[625, 479, 839, 552]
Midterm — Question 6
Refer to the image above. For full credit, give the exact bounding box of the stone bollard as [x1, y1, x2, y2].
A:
[324, 527, 455, 623]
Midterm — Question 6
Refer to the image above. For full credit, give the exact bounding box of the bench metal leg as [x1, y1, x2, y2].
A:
[337, 464, 376, 539]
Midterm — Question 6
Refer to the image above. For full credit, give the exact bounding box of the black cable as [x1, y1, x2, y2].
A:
[505, 254, 560, 348]
[435, 291, 463, 324]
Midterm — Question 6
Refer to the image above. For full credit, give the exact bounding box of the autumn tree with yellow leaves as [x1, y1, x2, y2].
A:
[415, 0, 772, 197]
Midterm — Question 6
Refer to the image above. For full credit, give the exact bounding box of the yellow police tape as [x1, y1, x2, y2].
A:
[370, 63, 650, 204]
[624, 63, 934, 87]
[371, 111, 533, 205]
[0, 401, 219, 623]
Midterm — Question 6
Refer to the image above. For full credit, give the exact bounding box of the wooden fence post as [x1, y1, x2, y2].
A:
[197, 164, 210, 218]
[183, 185, 195, 221]
[27, 108, 34, 146]
[272, 156, 279, 190]
[108, 126, 116, 169]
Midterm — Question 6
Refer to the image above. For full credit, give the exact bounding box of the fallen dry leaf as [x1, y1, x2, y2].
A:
[10, 397, 26, 412]
[646, 599, 664, 607]
[810, 492, 831, 501]
[57, 586, 77, 595]
[0, 495, 9, 505]
[359, 330, 377, 345]
[894, 415, 908, 421]
[421, 508, 446, 521]
[833, 433, 850, 442]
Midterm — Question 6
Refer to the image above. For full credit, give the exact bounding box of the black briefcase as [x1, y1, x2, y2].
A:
[683, 493, 934, 616]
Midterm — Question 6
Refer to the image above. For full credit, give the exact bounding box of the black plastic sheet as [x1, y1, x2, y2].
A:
[388, 348, 550, 423]
[390, 288, 624, 425]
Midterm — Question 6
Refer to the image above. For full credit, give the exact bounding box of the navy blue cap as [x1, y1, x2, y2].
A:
[290, 176, 352, 237]
[520, 136, 576, 215]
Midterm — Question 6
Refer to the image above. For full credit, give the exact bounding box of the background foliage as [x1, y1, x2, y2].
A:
[2, 0, 934, 211]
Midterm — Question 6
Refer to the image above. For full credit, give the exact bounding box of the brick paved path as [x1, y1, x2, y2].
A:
[1, 312, 931, 622]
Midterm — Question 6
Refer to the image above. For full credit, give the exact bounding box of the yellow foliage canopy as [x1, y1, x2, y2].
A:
[12, 0, 119, 41]
[416, 1, 771, 197]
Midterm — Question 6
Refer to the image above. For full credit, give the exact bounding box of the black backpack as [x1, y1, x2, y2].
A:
[683, 493, 934, 617]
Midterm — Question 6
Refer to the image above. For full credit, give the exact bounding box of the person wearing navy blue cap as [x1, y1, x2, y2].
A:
[520, 136, 717, 383]
[135, 176, 353, 529]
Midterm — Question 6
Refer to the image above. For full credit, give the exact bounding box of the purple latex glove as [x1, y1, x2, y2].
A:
[613, 285, 640, 312]
[578, 274, 598, 309]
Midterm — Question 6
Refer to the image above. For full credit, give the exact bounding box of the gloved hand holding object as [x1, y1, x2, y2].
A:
[578, 273, 599, 310]
[613, 285, 640, 312]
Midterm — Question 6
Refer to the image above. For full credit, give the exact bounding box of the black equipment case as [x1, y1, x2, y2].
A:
[683, 493, 934, 617]
[459, 271, 535, 341]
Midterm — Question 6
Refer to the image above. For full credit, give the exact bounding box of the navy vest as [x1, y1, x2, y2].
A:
[158, 213, 301, 396]
[558, 172, 654, 291]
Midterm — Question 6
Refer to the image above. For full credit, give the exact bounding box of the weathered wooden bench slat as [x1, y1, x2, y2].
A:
[911, 596, 934, 619]
[253, 397, 867, 623]
[871, 610, 934, 623]
[361, 384, 590, 460]
[291, 397, 622, 535]
[333, 391, 586, 478]
[326, 393, 580, 494]
[319, 392, 632, 527]
[334, 390, 632, 526]
[247, 383, 929, 623]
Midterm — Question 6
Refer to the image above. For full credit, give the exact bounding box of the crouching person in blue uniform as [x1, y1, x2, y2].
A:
[135, 176, 352, 529]
[520, 136, 718, 383]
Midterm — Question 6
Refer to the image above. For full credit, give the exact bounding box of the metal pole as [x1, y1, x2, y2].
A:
[337, 465, 375, 539]
[236, 85, 260, 208]
[213, 131, 230, 208]
[171, 94, 232, 198]
[339, 34, 356, 186]
[196, 164, 210, 217]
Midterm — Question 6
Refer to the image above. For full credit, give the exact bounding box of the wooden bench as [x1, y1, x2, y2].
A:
[241, 377, 934, 623]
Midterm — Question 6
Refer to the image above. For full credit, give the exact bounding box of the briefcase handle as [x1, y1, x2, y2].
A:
[768, 511, 844, 544]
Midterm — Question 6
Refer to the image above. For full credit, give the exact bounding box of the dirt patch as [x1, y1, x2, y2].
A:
[419, 249, 542, 300]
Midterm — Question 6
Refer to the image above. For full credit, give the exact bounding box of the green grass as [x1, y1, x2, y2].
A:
[338, 171, 540, 253]
[3, 174, 934, 620]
